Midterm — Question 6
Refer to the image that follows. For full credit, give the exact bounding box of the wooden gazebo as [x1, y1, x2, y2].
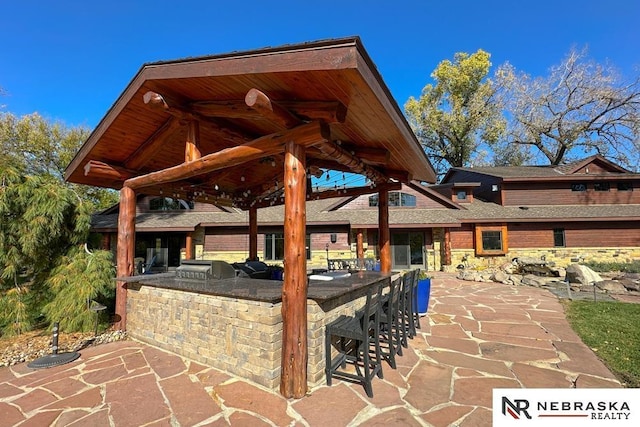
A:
[64, 37, 435, 398]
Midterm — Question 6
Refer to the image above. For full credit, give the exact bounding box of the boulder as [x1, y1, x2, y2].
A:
[521, 274, 548, 287]
[565, 264, 603, 286]
[618, 278, 640, 292]
[509, 275, 523, 286]
[596, 280, 628, 294]
[493, 270, 509, 283]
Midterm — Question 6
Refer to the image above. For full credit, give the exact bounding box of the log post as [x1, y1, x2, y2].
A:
[249, 206, 258, 261]
[378, 188, 391, 273]
[115, 186, 136, 330]
[185, 232, 193, 260]
[444, 227, 452, 266]
[280, 141, 307, 398]
[356, 229, 364, 269]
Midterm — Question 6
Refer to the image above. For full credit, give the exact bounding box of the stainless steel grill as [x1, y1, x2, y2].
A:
[176, 260, 236, 280]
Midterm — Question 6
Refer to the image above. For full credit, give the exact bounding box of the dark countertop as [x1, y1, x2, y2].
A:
[119, 270, 392, 304]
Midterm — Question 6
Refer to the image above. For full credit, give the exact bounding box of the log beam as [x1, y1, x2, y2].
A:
[280, 141, 308, 398]
[83, 160, 136, 182]
[378, 188, 391, 273]
[125, 117, 183, 170]
[115, 186, 136, 330]
[245, 88, 302, 129]
[143, 90, 249, 146]
[124, 121, 329, 190]
[190, 99, 347, 123]
[315, 141, 388, 183]
[333, 145, 390, 166]
[239, 181, 402, 210]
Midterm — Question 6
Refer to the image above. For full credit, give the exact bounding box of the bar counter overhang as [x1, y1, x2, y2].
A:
[120, 271, 392, 390]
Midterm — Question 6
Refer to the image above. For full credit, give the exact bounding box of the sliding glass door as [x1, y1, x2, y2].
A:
[391, 232, 424, 270]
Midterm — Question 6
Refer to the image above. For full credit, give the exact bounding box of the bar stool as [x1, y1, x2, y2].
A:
[399, 270, 416, 347]
[325, 282, 383, 397]
[379, 276, 402, 369]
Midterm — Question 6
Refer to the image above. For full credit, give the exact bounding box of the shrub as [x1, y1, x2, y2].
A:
[583, 261, 640, 274]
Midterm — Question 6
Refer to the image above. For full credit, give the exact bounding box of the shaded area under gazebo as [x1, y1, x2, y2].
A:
[64, 36, 435, 398]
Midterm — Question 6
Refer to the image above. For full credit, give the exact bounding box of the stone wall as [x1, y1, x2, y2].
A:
[126, 283, 368, 391]
[445, 247, 640, 272]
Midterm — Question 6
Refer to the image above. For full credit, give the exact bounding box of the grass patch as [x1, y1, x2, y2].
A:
[564, 300, 640, 387]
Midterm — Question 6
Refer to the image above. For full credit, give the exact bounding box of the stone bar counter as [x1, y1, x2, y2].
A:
[120, 270, 391, 390]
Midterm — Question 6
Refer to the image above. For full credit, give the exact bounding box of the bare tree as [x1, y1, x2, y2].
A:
[497, 47, 640, 170]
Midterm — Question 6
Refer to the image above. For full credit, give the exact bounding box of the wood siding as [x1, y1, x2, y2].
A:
[450, 224, 474, 249]
[503, 182, 640, 206]
[451, 222, 640, 252]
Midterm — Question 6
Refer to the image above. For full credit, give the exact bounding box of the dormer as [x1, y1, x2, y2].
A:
[451, 182, 481, 203]
[429, 182, 481, 203]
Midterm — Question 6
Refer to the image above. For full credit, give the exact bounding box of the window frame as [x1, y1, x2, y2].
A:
[570, 183, 587, 192]
[264, 233, 311, 261]
[368, 191, 416, 207]
[553, 228, 566, 247]
[617, 182, 633, 191]
[474, 224, 508, 256]
[593, 182, 610, 192]
[149, 197, 194, 211]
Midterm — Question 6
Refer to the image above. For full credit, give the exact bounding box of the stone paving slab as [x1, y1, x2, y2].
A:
[0, 272, 624, 426]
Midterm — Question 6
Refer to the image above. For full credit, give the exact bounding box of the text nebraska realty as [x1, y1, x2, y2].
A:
[504, 397, 631, 420]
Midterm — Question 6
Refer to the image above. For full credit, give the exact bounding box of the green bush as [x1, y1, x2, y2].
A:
[583, 260, 640, 273]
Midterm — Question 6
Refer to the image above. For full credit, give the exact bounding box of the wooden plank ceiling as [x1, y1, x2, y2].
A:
[64, 37, 436, 210]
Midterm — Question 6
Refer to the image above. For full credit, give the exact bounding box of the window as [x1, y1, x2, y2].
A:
[482, 231, 502, 251]
[264, 233, 311, 260]
[594, 182, 610, 192]
[368, 192, 416, 207]
[149, 197, 194, 211]
[457, 191, 467, 200]
[571, 183, 587, 192]
[553, 228, 565, 247]
[617, 182, 633, 191]
[475, 225, 508, 256]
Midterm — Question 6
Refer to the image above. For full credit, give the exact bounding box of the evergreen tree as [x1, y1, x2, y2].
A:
[0, 160, 115, 336]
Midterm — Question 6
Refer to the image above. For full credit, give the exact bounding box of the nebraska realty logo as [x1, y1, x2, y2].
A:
[492, 389, 640, 426]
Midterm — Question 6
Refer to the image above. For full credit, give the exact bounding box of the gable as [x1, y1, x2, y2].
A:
[331, 183, 460, 211]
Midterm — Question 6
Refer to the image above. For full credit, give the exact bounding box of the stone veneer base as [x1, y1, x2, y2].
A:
[126, 283, 370, 390]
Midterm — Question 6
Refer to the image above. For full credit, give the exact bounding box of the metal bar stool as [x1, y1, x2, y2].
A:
[397, 270, 413, 348]
[379, 276, 402, 369]
[325, 282, 383, 397]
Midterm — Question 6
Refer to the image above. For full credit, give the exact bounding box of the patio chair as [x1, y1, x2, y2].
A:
[325, 282, 383, 397]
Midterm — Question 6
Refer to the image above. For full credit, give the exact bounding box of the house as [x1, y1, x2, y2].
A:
[92, 154, 640, 272]
[436, 154, 640, 269]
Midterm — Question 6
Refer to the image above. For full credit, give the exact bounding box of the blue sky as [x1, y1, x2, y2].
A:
[1, 0, 638, 128]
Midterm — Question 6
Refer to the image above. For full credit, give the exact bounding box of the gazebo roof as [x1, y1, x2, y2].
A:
[64, 37, 435, 208]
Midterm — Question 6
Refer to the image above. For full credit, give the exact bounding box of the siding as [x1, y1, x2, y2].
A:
[508, 222, 640, 248]
[450, 224, 474, 249]
[503, 182, 640, 206]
